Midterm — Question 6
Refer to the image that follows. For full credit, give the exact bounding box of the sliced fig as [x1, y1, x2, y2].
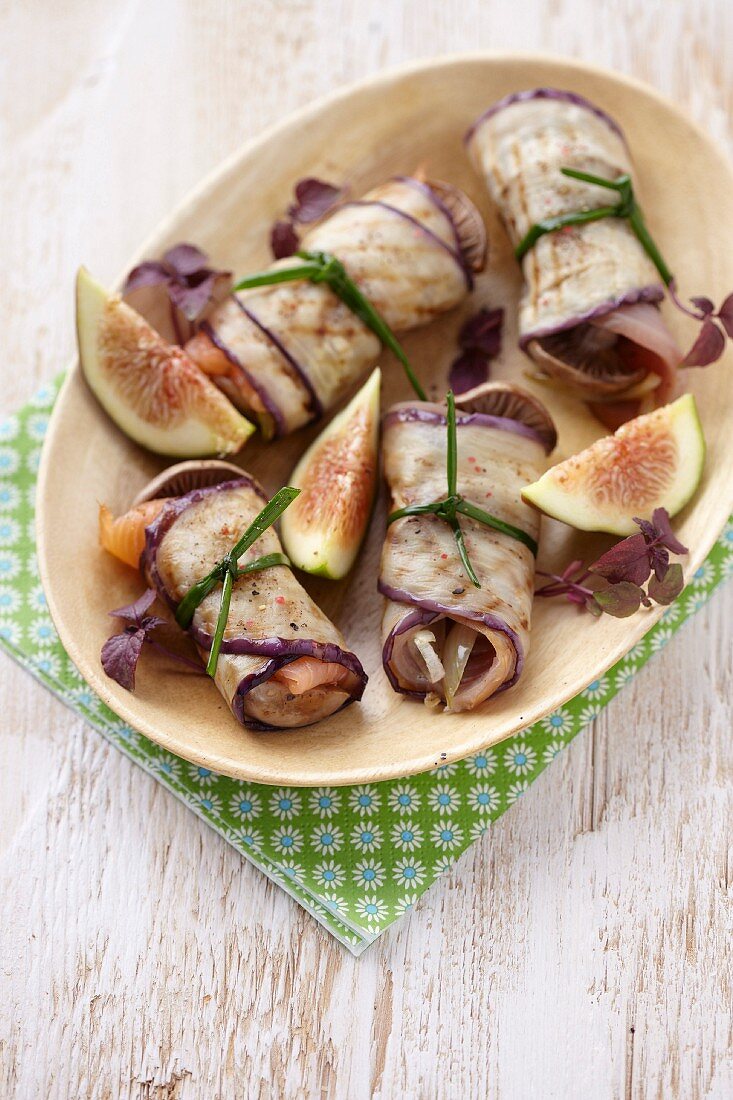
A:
[522, 394, 705, 535]
[76, 267, 254, 457]
[425, 179, 488, 273]
[280, 368, 380, 579]
[455, 381, 557, 454]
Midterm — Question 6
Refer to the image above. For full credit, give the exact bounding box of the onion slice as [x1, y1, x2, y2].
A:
[443, 623, 477, 709]
[412, 629, 446, 685]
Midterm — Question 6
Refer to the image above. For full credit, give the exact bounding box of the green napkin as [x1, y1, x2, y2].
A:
[1, 379, 730, 954]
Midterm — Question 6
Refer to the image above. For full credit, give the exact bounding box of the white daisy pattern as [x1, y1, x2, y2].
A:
[314, 860, 346, 891]
[187, 763, 218, 788]
[310, 824, 344, 853]
[0, 417, 18, 443]
[390, 820, 423, 852]
[427, 783, 460, 814]
[430, 761, 460, 777]
[542, 739, 568, 765]
[582, 676, 609, 701]
[430, 821, 464, 851]
[269, 787, 302, 820]
[394, 893, 420, 914]
[348, 784, 381, 815]
[469, 821, 490, 842]
[229, 788, 262, 821]
[28, 616, 57, 648]
[350, 823, 383, 853]
[506, 780, 529, 805]
[0, 482, 20, 511]
[467, 784, 501, 815]
[0, 551, 21, 582]
[388, 783, 420, 814]
[0, 586, 21, 615]
[464, 750, 497, 777]
[393, 859, 426, 887]
[540, 707, 573, 736]
[578, 704, 603, 727]
[503, 742, 537, 776]
[0, 518, 19, 546]
[198, 792, 223, 815]
[153, 752, 182, 780]
[0, 618, 21, 646]
[0, 448, 19, 476]
[353, 859, 385, 889]
[273, 827, 303, 855]
[355, 895, 389, 926]
[279, 861, 306, 881]
[237, 827, 264, 851]
[308, 787, 341, 818]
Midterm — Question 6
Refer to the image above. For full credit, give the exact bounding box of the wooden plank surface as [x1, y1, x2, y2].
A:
[1, 2, 732, 1097]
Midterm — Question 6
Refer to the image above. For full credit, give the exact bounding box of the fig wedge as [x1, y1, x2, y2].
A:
[522, 394, 705, 535]
[76, 267, 254, 457]
[281, 369, 380, 579]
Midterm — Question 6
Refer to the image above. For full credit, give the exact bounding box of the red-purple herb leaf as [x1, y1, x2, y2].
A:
[123, 244, 231, 341]
[459, 307, 504, 355]
[690, 295, 715, 316]
[449, 307, 504, 393]
[163, 243, 210, 277]
[288, 178, 344, 224]
[448, 348, 490, 394]
[636, 508, 688, 556]
[270, 219, 300, 259]
[716, 291, 733, 338]
[101, 627, 147, 691]
[682, 318, 726, 367]
[647, 561, 684, 604]
[589, 533, 651, 587]
[592, 581, 643, 618]
[108, 588, 158, 624]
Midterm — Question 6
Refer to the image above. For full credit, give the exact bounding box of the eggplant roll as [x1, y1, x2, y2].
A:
[379, 384, 555, 711]
[142, 477, 366, 729]
[466, 89, 680, 425]
[186, 177, 482, 437]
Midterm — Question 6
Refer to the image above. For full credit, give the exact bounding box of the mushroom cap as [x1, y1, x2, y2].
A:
[455, 380, 558, 454]
[132, 459, 245, 505]
[425, 178, 488, 274]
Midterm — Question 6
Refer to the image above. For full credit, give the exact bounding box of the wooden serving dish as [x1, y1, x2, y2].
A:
[37, 54, 733, 785]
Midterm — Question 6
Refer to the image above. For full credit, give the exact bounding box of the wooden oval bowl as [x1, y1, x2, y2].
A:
[37, 54, 733, 785]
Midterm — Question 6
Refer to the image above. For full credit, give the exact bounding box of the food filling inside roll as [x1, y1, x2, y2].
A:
[388, 617, 517, 711]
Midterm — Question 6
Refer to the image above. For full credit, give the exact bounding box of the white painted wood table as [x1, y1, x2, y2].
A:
[1, 2, 732, 1097]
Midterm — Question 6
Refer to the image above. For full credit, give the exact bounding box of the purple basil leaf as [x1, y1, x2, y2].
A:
[690, 296, 715, 316]
[648, 544, 670, 581]
[271, 219, 300, 259]
[459, 307, 504, 355]
[647, 562, 684, 605]
[101, 628, 146, 690]
[716, 292, 733, 338]
[123, 261, 172, 293]
[683, 318, 726, 367]
[593, 582, 643, 618]
[168, 270, 220, 321]
[163, 242, 210, 277]
[449, 348, 490, 394]
[589, 534, 651, 587]
[109, 588, 158, 625]
[586, 596, 603, 617]
[649, 507, 688, 555]
[288, 178, 343, 224]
